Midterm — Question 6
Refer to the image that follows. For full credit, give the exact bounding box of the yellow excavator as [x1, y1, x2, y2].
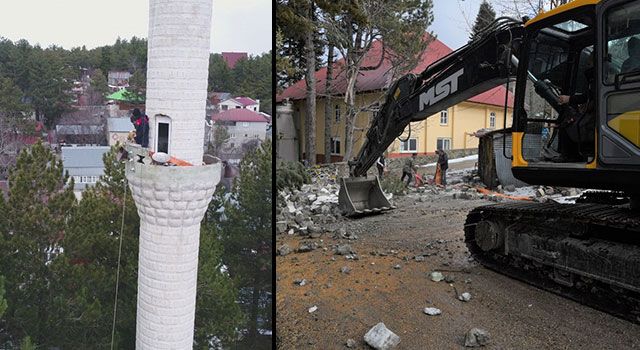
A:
[338, 0, 640, 323]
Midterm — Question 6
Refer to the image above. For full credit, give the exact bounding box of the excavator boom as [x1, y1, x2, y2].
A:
[339, 18, 524, 215]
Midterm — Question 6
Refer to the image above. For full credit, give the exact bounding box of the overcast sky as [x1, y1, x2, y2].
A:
[431, 0, 490, 50]
[0, 0, 272, 55]
[431, 0, 542, 50]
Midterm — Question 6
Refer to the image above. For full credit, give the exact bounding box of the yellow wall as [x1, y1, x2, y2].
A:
[293, 92, 377, 159]
[292, 92, 513, 159]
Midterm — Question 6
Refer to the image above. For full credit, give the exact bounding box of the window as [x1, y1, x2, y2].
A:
[489, 112, 496, 128]
[330, 137, 341, 155]
[436, 138, 451, 150]
[400, 138, 417, 152]
[222, 105, 228, 110]
[440, 110, 448, 125]
[605, 1, 640, 83]
[242, 122, 249, 127]
[335, 105, 341, 123]
[157, 122, 170, 153]
[235, 106, 241, 109]
[254, 107, 257, 111]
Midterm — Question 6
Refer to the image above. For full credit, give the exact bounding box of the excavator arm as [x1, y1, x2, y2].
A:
[339, 18, 527, 216]
[350, 18, 526, 177]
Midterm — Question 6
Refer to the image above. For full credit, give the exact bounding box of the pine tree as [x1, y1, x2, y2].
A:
[220, 140, 272, 347]
[0, 276, 7, 318]
[470, 0, 497, 41]
[0, 141, 76, 345]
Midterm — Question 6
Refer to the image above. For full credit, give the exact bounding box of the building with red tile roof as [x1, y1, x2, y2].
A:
[221, 52, 248, 69]
[209, 109, 270, 152]
[276, 33, 514, 163]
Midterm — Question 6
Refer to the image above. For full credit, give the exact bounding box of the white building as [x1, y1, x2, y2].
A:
[106, 117, 133, 146]
[219, 96, 260, 112]
[60, 145, 111, 199]
[212, 108, 270, 147]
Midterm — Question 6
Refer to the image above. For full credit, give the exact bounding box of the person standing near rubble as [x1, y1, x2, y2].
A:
[436, 149, 449, 186]
[130, 108, 149, 147]
[401, 153, 417, 186]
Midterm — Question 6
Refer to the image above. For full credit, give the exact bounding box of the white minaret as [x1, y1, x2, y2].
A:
[125, 0, 219, 348]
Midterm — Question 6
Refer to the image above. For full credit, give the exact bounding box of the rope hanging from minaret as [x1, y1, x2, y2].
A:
[111, 178, 128, 350]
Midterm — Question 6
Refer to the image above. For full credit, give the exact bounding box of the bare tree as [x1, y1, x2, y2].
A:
[322, 0, 435, 162]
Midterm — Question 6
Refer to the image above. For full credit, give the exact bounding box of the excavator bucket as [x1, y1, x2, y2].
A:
[338, 176, 395, 216]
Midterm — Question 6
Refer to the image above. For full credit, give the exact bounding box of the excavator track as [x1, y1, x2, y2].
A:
[464, 201, 640, 324]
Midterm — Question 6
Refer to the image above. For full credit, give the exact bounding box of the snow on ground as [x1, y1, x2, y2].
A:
[419, 154, 478, 167]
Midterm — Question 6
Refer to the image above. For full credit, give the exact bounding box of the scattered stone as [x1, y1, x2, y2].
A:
[346, 338, 356, 348]
[294, 279, 307, 286]
[504, 184, 516, 192]
[276, 221, 288, 234]
[536, 188, 546, 197]
[414, 255, 426, 262]
[464, 328, 490, 347]
[458, 292, 472, 302]
[278, 244, 292, 256]
[430, 271, 444, 282]
[308, 305, 318, 313]
[393, 264, 401, 270]
[423, 307, 442, 316]
[340, 266, 352, 274]
[297, 242, 318, 253]
[336, 244, 354, 255]
[545, 187, 555, 195]
[363, 322, 401, 350]
[444, 275, 455, 283]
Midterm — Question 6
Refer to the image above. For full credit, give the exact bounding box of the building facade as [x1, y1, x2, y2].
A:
[277, 34, 514, 162]
[212, 108, 270, 147]
[106, 117, 134, 146]
[60, 145, 111, 199]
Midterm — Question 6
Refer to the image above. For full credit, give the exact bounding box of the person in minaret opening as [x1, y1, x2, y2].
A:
[130, 108, 149, 147]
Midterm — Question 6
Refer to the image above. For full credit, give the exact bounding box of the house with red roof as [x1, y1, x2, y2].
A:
[219, 96, 260, 112]
[210, 108, 270, 149]
[221, 52, 248, 69]
[276, 33, 514, 163]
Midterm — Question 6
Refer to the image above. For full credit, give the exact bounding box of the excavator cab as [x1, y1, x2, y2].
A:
[510, 0, 640, 194]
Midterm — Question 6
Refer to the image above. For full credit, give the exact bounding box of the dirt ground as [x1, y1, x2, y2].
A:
[276, 191, 640, 349]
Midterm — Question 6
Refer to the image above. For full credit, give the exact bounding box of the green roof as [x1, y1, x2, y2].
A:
[106, 89, 145, 103]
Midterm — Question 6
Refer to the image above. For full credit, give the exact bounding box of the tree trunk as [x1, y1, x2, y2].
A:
[343, 30, 362, 163]
[248, 285, 260, 345]
[323, 44, 334, 164]
[303, 5, 317, 166]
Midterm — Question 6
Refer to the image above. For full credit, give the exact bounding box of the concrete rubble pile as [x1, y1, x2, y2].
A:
[276, 165, 345, 236]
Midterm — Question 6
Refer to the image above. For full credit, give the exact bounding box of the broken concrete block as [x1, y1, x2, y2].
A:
[335, 244, 354, 255]
[423, 307, 442, 316]
[430, 271, 444, 282]
[464, 328, 490, 347]
[458, 292, 472, 302]
[364, 322, 400, 350]
[277, 244, 292, 256]
[276, 221, 288, 234]
[346, 338, 356, 348]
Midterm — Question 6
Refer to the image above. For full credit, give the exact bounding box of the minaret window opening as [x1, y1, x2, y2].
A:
[158, 123, 169, 153]
[155, 114, 172, 154]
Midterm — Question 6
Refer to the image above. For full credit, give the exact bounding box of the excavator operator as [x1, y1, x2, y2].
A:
[554, 50, 596, 162]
